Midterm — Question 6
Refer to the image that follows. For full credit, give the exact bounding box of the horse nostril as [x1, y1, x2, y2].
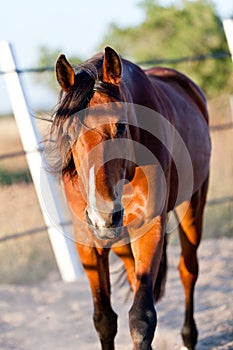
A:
[112, 205, 124, 227]
[85, 210, 93, 226]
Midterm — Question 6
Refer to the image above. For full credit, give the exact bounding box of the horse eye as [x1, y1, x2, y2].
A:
[116, 123, 127, 136]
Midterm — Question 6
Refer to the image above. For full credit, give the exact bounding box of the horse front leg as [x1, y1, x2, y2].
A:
[129, 216, 166, 350]
[76, 243, 117, 350]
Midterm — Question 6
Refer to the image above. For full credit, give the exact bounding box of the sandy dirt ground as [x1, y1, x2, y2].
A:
[0, 238, 232, 350]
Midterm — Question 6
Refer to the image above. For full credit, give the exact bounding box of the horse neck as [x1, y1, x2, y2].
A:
[121, 59, 161, 111]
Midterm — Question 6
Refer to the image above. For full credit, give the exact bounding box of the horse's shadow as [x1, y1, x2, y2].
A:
[197, 331, 233, 350]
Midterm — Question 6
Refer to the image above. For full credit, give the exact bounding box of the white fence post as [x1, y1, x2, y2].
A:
[223, 20, 233, 121]
[223, 19, 233, 62]
[0, 41, 82, 281]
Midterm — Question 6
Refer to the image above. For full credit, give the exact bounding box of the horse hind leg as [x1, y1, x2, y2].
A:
[154, 232, 167, 302]
[175, 177, 209, 350]
[111, 242, 136, 293]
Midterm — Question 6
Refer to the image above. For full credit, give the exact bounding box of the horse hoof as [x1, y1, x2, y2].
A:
[181, 323, 198, 350]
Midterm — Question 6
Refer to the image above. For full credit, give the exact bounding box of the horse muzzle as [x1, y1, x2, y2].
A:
[93, 226, 123, 240]
[85, 205, 124, 240]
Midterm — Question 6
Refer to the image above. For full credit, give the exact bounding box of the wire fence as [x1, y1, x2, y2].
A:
[0, 50, 231, 75]
[1, 121, 232, 243]
[0, 221, 73, 243]
[0, 49, 233, 243]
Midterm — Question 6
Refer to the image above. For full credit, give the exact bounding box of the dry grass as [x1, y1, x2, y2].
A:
[0, 95, 232, 284]
[0, 183, 57, 284]
[0, 116, 57, 283]
[205, 97, 233, 239]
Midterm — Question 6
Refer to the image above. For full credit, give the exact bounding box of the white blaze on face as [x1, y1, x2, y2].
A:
[89, 165, 96, 209]
[88, 165, 105, 227]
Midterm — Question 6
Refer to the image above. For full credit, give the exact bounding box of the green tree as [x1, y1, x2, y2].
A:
[100, 0, 232, 97]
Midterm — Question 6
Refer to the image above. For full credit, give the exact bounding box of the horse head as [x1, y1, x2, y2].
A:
[54, 47, 136, 240]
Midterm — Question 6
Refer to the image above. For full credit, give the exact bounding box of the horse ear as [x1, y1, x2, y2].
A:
[55, 54, 75, 92]
[103, 47, 122, 85]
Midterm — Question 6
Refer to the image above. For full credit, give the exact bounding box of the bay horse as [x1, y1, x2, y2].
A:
[51, 47, 211, 349]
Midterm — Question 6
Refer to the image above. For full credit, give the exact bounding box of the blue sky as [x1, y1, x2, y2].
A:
[1, 0, 233, 113]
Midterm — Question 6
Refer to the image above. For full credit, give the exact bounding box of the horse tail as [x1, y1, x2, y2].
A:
[154, 234, 167, 303]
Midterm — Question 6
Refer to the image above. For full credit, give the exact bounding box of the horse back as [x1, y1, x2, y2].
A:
[144, 66, 211, 207]
[145, 66, 209, 124]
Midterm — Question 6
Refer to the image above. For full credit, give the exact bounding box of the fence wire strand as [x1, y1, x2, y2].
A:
[0, 50, 231, 75]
